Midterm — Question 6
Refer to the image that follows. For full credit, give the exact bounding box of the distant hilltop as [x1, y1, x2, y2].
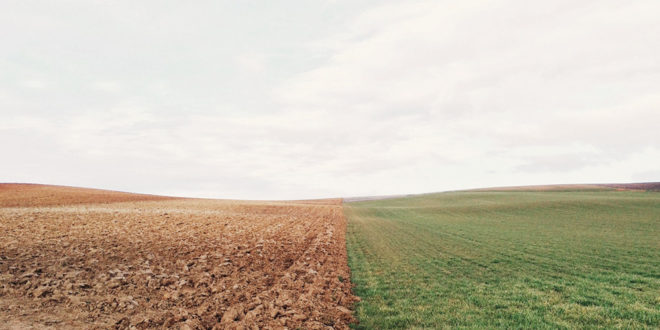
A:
[469, 182, 660, 192]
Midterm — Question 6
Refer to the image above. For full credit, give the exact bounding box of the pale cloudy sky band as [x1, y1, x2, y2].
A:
[1, 0, 659, 199]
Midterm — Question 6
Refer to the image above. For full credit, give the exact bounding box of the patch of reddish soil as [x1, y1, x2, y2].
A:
[0, 184, 174, 207]
[0, 185, 356, 329]
[471, 182, 660, 192]
[599, 182, 660, 191]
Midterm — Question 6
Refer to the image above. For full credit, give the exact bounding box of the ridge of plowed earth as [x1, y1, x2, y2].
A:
[0, 184, 176, 207]
[0, 184, 357, 329]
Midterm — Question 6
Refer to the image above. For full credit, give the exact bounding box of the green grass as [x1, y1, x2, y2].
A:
[345, 190, 660, 329]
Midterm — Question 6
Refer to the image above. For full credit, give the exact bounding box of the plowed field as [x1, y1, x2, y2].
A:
[0, 184, 356, 329]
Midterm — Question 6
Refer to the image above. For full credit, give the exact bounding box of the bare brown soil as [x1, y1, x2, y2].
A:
[0, 184, 356, 329]
[599, 182, 660, 191]
[0, 184, 175, 208]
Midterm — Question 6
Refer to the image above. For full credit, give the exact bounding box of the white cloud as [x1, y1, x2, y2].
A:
[19, 80, 47, 89]
[1, 0, 659, 199]
[235, 53, 266, 74]
[90, 81, 122, 93]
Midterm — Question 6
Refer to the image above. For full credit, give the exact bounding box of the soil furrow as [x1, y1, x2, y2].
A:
[0, 184, 357, 329]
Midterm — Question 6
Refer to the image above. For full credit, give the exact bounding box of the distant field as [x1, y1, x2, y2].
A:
[345, 190, 660, 328]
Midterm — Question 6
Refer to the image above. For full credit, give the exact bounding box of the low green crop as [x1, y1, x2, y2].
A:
[346, 190, 660, 328]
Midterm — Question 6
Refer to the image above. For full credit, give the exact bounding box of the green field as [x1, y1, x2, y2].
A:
[345, 190, 660, 328]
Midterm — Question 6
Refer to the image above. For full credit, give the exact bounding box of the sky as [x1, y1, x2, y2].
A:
[2, 0, 659, 200]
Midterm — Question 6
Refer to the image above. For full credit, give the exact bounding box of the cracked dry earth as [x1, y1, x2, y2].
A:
[0, 184, 357, 329]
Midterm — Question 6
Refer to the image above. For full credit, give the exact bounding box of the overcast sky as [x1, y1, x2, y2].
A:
[2, 0, 659, 199]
